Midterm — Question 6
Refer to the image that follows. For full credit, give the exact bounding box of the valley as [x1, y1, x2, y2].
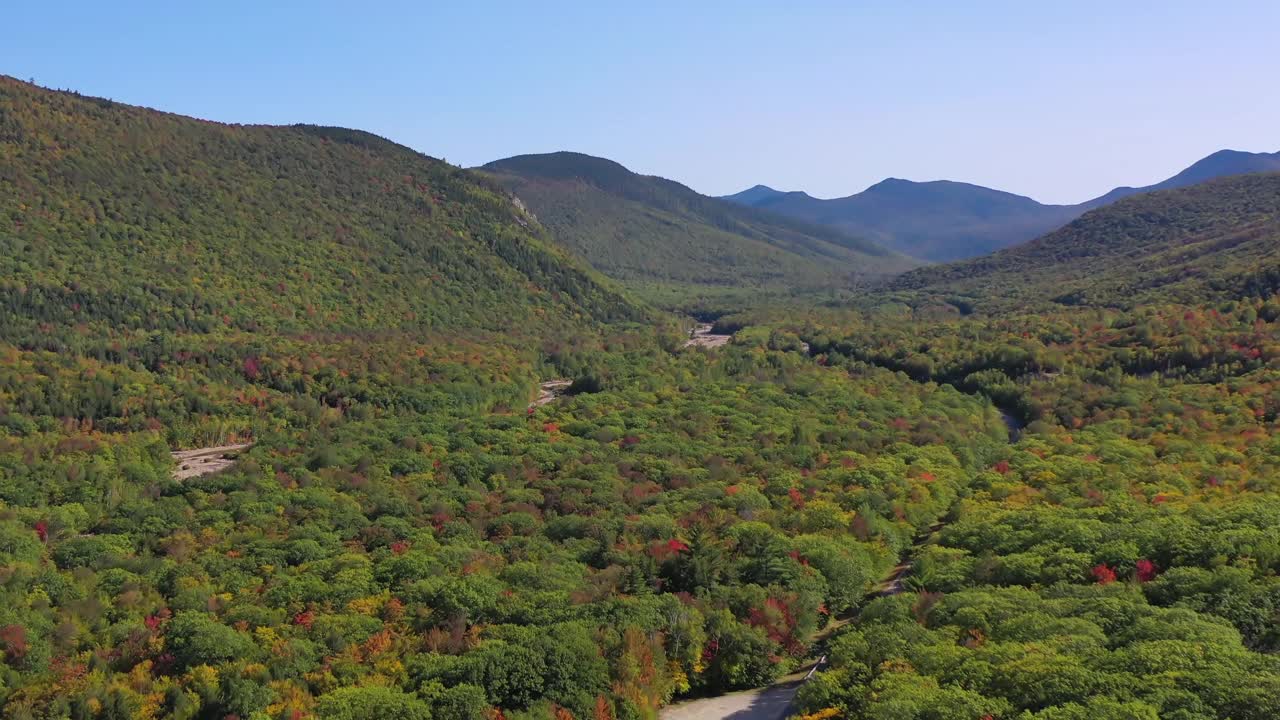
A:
[0, 75, 1278, 720]
[481, 152, 916, 300]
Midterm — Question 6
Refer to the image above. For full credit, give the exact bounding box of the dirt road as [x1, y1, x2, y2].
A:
[661, 680, 804, 720]
[684, 324, 731, 349]
[659, 337, 1007, 720]
[530, 379, 572, 409]
[171, 443, 252, 480]
[660, 520, 942, 720]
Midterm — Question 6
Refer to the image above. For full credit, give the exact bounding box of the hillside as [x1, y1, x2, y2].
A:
[0, 76, 661, 446]
[1084, 148, 1280, 207]
[481, 152, 916, 294]
[0, 81, 1014, 720]
[888, 172, 1280, 310]
[725, 149, 1280, 261]
[0, 78, 645, 345]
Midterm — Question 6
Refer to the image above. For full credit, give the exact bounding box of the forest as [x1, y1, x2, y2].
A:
[1, 76, 1279, 720]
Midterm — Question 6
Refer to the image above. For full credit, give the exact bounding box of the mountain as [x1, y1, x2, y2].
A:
[888, 172, 1280, 310]
[730, 178, 1081, 262]
[720, 184, 789, 206]
[0, 77, 647, 348]
[480, 152, 916, 295]
[725, 149, 1280, 261]
[1083, 149, 1280, 208]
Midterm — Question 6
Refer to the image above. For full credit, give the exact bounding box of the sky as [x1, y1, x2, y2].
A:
[5, 1, 1279, 204]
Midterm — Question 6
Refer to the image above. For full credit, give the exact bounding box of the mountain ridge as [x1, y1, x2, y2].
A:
[0, 76, 650, 346]
[1082, 148, 1280, 208]
[480, 151, 917, 296]
[886, 171, 1280, 310]
[724, 148, 1280, 260]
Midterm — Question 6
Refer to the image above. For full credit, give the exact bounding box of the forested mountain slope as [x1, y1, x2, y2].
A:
[889, 172, 1280, 311]
[0, 75, 664, 449]
[0, 77, 645, 344]
[1084, 148, 1280, 208]
[0, 79, 991, 720]
[482, 152, 915, 292]
[724, 149, 1280, 261]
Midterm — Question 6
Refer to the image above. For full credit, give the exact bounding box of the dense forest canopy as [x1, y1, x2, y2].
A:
[0, 79, 647, 339]
[1, 77, 1279, 720]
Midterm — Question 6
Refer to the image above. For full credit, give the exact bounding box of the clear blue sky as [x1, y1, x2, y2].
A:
[6, 1, 1278, 203]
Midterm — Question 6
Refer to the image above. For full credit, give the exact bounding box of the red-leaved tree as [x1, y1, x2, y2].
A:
[1091, 564, 1117, 585]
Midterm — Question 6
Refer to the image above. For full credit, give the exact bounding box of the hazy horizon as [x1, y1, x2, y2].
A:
[7, 1, 1278, 204]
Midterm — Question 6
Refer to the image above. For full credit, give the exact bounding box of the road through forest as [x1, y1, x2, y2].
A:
[170, 443, 253, 480]
[658, 524, 938, 720]
[660, 344, 1023, 720]
[684, 324, 732, 348]
[568, 331, 1021, 720]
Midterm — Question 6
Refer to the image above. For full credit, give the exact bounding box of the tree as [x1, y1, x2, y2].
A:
[164, 612, 256, 669]
[315, 686, 432, 720]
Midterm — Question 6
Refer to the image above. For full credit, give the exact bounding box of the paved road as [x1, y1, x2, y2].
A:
[661, 681, 803, 720]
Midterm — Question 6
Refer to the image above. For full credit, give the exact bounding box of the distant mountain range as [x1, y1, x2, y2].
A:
[723, 149, 1280, 261]
[481, 152, 917, 295]
[889, 172, 1280, 310]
